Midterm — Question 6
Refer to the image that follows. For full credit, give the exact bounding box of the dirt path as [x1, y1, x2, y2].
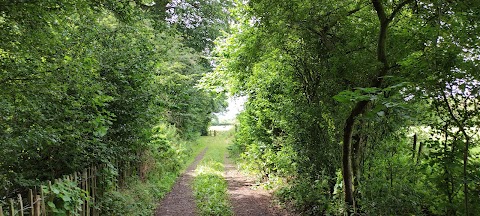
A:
[224, 155, 291, 216]
[155, 148, 207, 216]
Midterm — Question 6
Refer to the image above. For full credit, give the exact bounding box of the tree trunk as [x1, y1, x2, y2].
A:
[352, 132, 365, 199]
[341, 0, 412, 212]
[412, 133, 417, 160]
[342, 118, 355, 212]
[342, 101, 368, 212]
[463, 138, 469, 215]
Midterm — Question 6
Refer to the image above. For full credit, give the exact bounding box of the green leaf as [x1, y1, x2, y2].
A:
[94, 126, 108, 137]
[52, 188, 60, 194]
[62, 195, 71, 202]
[47, 201, 56, 209]
[64, 55, 72, 62]
[376, 111, 385, 117]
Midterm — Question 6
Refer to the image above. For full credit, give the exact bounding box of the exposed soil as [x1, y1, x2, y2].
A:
[155, 148, 207, 216]
[155, 147, 291, 216]
[224, 155, 292, 216]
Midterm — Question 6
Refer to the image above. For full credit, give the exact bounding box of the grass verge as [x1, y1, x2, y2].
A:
[192, 131, 233, 216]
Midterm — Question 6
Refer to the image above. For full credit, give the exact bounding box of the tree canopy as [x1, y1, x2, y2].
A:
[2, 0, 480, 215]
[218, 0, 480, 215]
[0, 0, 229, 204]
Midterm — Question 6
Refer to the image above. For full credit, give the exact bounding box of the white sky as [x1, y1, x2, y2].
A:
[215, 95, 247, 121]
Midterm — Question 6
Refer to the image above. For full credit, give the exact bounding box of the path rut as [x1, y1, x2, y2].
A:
[155, 148, 207, 216]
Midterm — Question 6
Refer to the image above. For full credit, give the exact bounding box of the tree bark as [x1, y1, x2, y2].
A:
[352, 132, 364, 190]
[342, 100, 369, 210]
[412, 133, 417, 159]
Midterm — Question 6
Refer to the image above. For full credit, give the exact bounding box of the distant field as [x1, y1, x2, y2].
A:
[209, 125, 234, 131]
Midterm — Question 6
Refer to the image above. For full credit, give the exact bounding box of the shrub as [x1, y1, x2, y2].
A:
[42, 180, 88, 216]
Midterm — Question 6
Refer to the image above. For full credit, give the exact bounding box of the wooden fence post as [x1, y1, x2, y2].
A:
[41, 186, 46, 216]
[83, 169, 88, 216]
[91, 166, 97, 216]
[29, 189, 34, 216]
[9, 198, 14, 216]
[35, 195, 41, 216]
[1, 164, 107, 216]
[17, 194, 24, 216]
[47, 181, 52, 215]
[93, 166, 97, 194]
[81, 171, 85, 216]
[86, 168, 90, 216]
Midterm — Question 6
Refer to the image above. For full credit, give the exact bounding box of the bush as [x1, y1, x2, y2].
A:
[276, 176, 338, 215]
[96, 124, 199, 216]
[97, 177, 169, 216]
[42, 180, 88, 216]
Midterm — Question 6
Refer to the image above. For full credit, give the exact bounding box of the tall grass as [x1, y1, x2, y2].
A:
[192, 131, 233, 216]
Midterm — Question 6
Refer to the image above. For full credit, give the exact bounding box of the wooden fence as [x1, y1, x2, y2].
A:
[1, 167, 99, 216]
[208, 130, 217, 137]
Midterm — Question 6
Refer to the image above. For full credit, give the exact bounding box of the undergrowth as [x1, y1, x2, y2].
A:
[97, 124, 207, 216]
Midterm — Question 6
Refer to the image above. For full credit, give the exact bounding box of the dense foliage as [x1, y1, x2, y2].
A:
[0, 0, 229, 211]
[3, 0, 480, 215]
[217, 0, 480, 215]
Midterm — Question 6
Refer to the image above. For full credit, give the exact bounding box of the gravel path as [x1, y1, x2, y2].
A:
[224, 155, 291, 216]
[155, 148, 207, 216]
